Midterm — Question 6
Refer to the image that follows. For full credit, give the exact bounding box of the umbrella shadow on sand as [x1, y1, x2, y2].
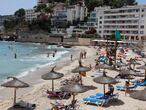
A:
[7, 107, 32, 110]
[104, 99, 125, 107]
[84, 85, 97, 90]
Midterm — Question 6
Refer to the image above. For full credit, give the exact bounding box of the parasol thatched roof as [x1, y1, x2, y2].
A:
[1, 77, 29, 88]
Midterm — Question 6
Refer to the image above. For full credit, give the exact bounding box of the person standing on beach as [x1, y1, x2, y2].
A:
[71, 54, 73, 61]
[125, 81, 130, 96]
[53, 53, 55, 57]
[47, 53, 50, 57]
[80, 52, 83, 59]
[83, 51, 87, 59]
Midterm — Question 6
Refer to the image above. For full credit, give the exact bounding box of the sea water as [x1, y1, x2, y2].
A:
[0, 41, 71, 82]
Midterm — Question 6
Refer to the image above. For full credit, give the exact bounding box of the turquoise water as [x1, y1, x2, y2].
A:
[0, 41, 70, 81]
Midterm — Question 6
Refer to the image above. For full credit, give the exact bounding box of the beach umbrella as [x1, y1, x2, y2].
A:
[127, 59, 141, 70]
[130, 89, 146, 101]
[72, 60, 91, 85]
[72, 60, 91, 73]
[115, 62, 128, 70]
[41, 66, 64, 91]
[95, 63, 113, 71]
[60, 83, 88, 101]
[93, 71, 118, 95]
[119, 69, 137, 81]
[137, 64, 146, 79]
[1, 77, 29, 106]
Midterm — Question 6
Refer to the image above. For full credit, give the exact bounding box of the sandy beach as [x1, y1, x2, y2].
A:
[0, 46, 146, 110]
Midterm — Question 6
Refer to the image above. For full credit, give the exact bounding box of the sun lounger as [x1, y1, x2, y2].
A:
[83, 93, 119, 106]
[115, 85, 137, 91]
[83, 98, 105, 106]
[47, 91, 71, 99]
[115, 85, 126, 91]
[14, 100, 36, 110]
[133, 80, 146, 86]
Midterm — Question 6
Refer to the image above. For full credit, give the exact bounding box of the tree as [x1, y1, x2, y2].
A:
[84, 0, 137, 12]
[14, 8, 25, 20]
[35, 4, 47, 12]
[3, 19, 17, 31]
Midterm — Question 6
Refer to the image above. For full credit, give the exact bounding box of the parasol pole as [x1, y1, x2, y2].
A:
[145, 69, 146, 79]
[103, 84, 106, 96]
[52, 80, 54, 92]
[79, 72, 83, 85]
[13, 88, 17, 106]
[72, 93, 76, 109]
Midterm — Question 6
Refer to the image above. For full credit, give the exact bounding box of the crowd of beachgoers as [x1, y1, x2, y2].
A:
[0, 44, 146, 110]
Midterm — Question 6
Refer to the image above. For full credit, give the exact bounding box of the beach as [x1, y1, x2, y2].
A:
[0, 46, 146, 110]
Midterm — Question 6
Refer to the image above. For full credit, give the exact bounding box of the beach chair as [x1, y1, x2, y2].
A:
[83, 98, 105, 106]
[14, 100, 36, 110]
[115, 85, 137, 91]
[89, 93, 104, 99]
[115, 85, 126, 91]
[133, 80, 146, 86]
[47, 91, 71, 99]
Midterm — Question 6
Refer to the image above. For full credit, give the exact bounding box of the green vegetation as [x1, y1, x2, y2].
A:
[3, 8, 25, 31]
[80, 33, 100, 38]
[28, 15, 51, 32]
[46, 0, 137, 12]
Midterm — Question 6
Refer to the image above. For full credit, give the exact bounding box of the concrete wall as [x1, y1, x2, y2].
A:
[78, 38, 93, 46]
[63, 38, 78, 42]
[16, 35, 62, 43]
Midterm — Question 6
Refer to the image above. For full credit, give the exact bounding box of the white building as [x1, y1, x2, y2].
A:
[51, 1, 87, 28]
[25, 9, 39, 22]
[87, 5, 146, 41]
[67, 4, 87, 23]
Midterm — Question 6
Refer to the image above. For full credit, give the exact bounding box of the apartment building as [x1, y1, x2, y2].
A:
[87, 5, 146, 41]
[25, 9, 39, 22]
[51, 1, 87, 28]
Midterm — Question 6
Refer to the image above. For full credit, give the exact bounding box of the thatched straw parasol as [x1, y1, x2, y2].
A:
[60, 83, 88, 101]
[1, 77, 29, 106]
[72, 60, 91, 85]
[130, 89, 146, 101]
[127, 59, 141, 70]
[95, 63, 113, 71]
[93, 71, 118, 95]
[137, 64, 146, 79]
[41, 66, 64, 91]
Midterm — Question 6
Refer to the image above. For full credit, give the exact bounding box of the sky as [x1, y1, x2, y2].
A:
[0, 0, 37, 15]
[0, 0, 146, 15]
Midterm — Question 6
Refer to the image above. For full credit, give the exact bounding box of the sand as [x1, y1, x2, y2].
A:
[0, 46, 146, 110]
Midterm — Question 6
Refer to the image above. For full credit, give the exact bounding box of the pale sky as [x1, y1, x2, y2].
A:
[0, 0, 146, 15]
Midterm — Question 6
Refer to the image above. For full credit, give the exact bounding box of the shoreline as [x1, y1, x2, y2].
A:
[1, 46, 146, 110]
[0, 46, 86, 100]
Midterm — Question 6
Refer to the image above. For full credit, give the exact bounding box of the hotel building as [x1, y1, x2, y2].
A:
[87, 5, 146, 41]
[51, 1, 87, 28]
[25, 9, 39, 22]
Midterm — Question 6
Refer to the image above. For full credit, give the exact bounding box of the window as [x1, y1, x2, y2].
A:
[140, 31, 144, 34]
[99, 21, 102, 24]
[142, 9, 144, 12]
[99, 26, 102, 28]
[141, 25, 144, 28]
[100, 16, 102, 19]
[136, 9, 139, 12]
[141, 15, 144, 17]
[99, 31, 101, 33]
